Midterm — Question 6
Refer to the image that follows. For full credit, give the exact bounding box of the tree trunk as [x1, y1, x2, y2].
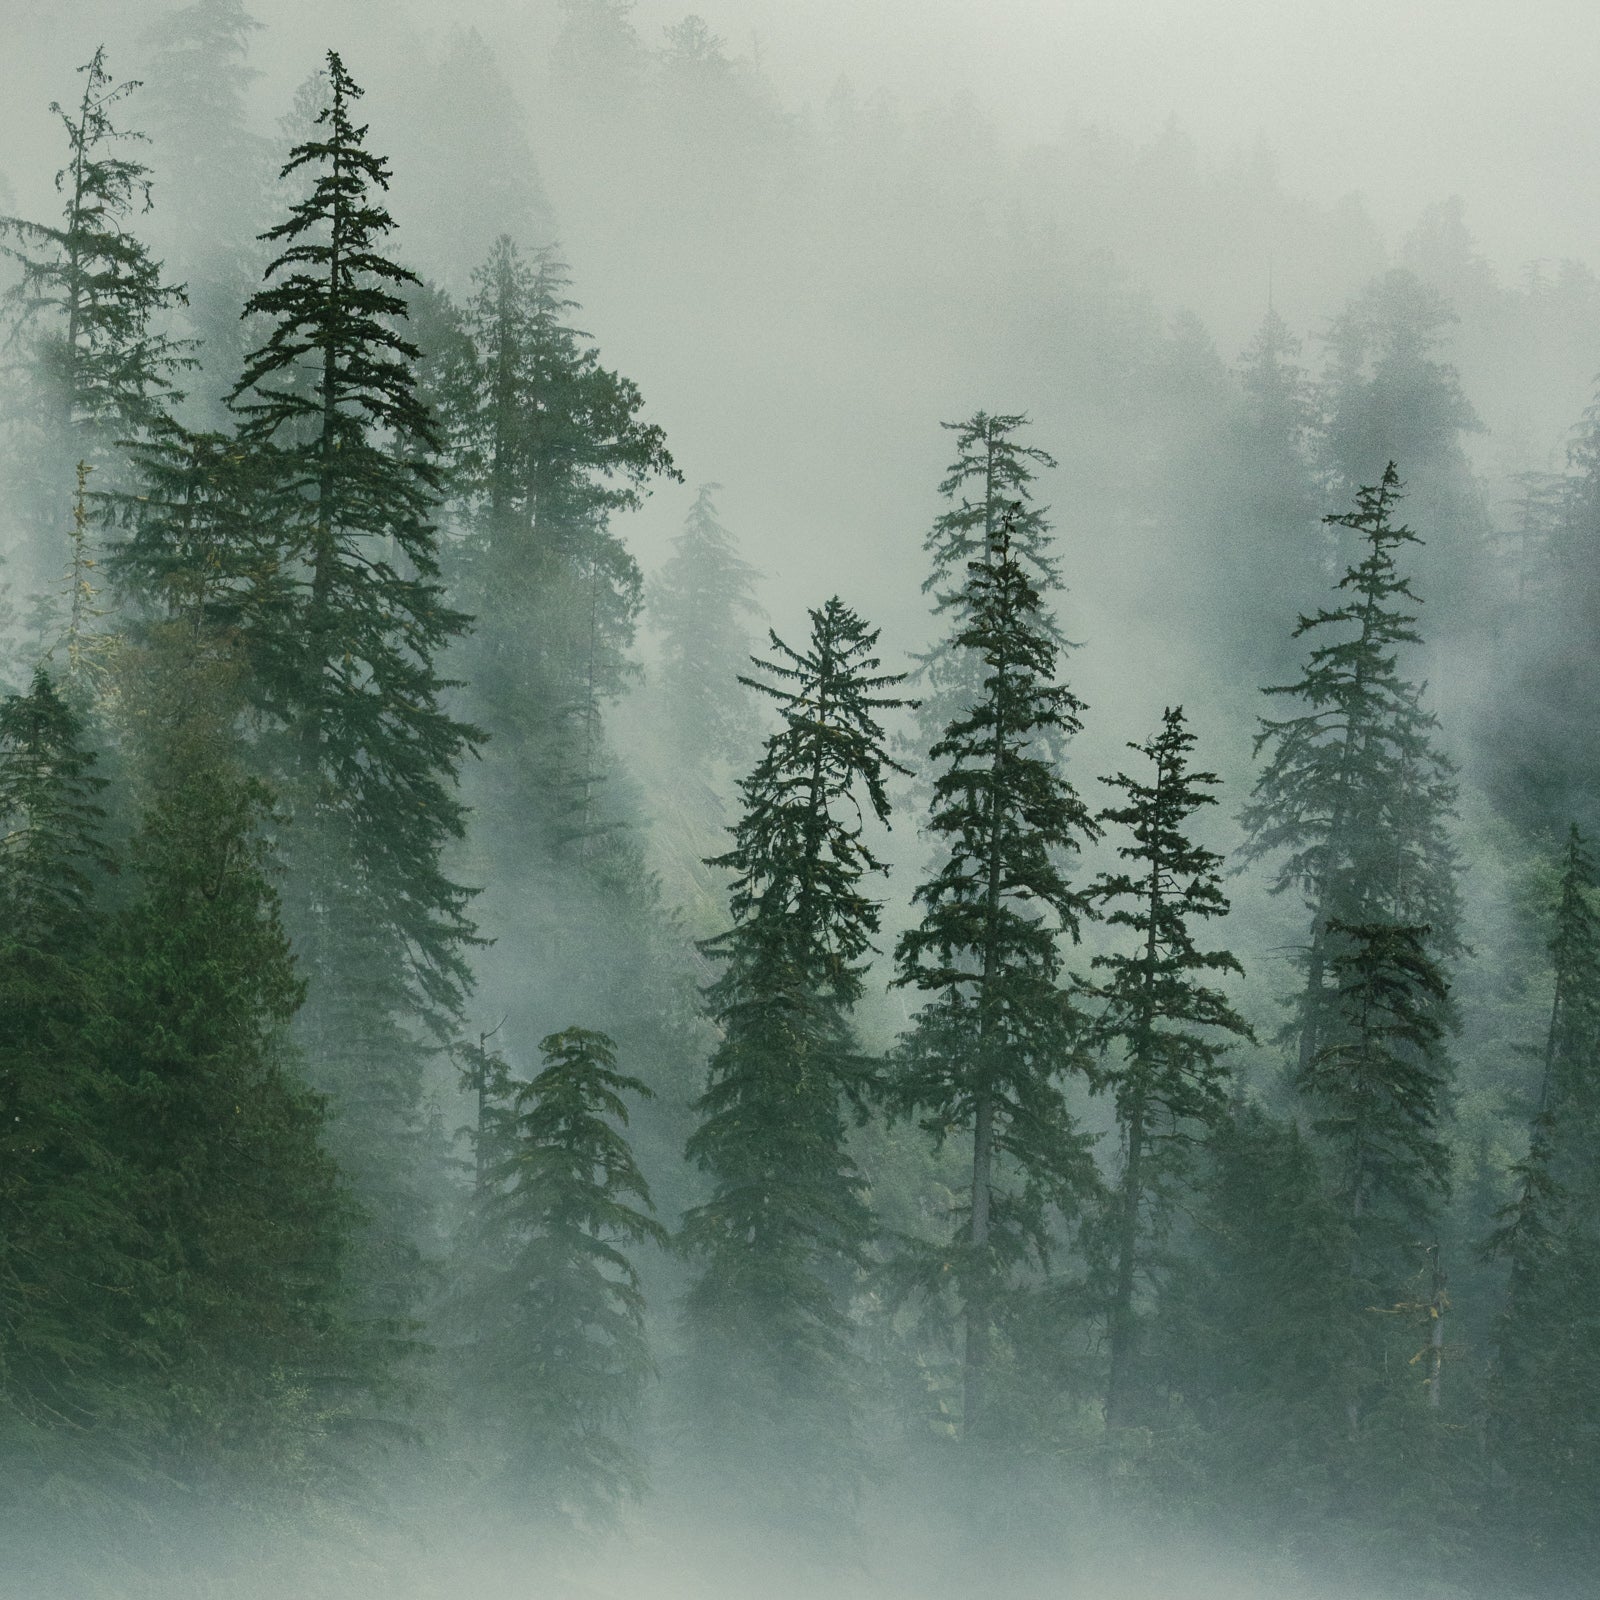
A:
[1105, 1086, 1147, 1429]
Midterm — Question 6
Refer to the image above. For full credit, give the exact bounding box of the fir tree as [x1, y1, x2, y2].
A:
[1484, 827, 1600, 1576]
[647, 482, 764, 772]
[0, 47, 190, 574]
[226, 51, 478, 1320]
[0, 670, 124, 1468]
[910, 412, 1060, 764]
[1300, 918, 1452, 1242]
[682, 596, 909, 1515]
[452, 1027, 664, 1525]
[140, 0, 270, 421]
[1086, 705, 1251, 1428]
[892, 512, 1100, 1439]
[451, 234, 675, 857]
[92, 627, 359, 1491]
[1240, 464, 1462, 1078]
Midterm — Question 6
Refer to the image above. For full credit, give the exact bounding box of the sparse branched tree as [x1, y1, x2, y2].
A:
[0, 46, 190, 559]
[1086, 705, 1251, 1428]
[892, 512, 1100, 1439]
[909, 412, 1061, 765]
[682, 595, 909, 1516]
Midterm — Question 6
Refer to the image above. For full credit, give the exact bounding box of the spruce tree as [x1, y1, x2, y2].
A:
[1484, 827, 1600, 1576]
[892, 513, 1100, 1439]
[1300, 919, 1452, 1239]
[647, 482, 764, 772]
[92, 627, 359, 1491]
[1086, 705, 1251, 1428]
[682, 596, 909, 1514]
[226, 51, 477, 1320]
[452, 1027, 664, 1525]
[910, 412, 1060, 765]
[1240, 464, 1462, 1078]
[140, 0, 270, 422]
[0, 47, 190, 579]
[0, 670, 124, 1470]
[451, 233, 675, 859]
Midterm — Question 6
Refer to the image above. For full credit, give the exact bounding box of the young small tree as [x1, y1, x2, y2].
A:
[456, 1027, 665, 1525]
[682, 596, 909, 1513]
[892, 513, 1100, 1439]
[1086, 706, 1251, 1427]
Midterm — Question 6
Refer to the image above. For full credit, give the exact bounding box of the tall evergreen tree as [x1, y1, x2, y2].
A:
[225, 51, 477, 1319]
[140, 0, 270, 421]
[1484, 827, 1600, 1577]
[682, 596, 909, 1515]
[451, 233, 674, 856]
[0, 670, 124, 1474]
[1240, 464, 1462, 1078]
[451, 1027, 665, 1525]
[909, 412, 1060, 764]
[0, 47, 190, 576]
[892, 513, 1100, 1438]
[93, 627, 359, 1492]
[1086, 706, 1251, 1427]
[647, 482, 764, 772]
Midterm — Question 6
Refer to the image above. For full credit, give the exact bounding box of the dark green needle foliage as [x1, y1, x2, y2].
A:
[0, 47, 190, 559]
[91, 633, 359, 1496]
[225, 51, 478, 1320]
[454, 1027, 665, 1528]
[1241, 463, 1462, 1077]
[1484, 827, 1600, 1582]
[892, 514, 1100, 1440]
[910, 412, 1061, 764]
[1300, 919, 1452, 1260]
[682, 596, 910, 1519]
[1086, 706, 1251, 1427]
[452, 233, 675, 859]
[647, 482, 765, 772]
[0, 670, 124, 1484]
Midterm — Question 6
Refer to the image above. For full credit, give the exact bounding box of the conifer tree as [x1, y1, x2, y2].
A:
[452, 1028, 664, 1524]
[0, 670, 124, 1464]
[0, 47, 190, 571]
[92, 629, 359, 1489]
[1300, 918, 1452, 1240]
[1240, 464, 1462, 1077]
[892, 514, 1100, 1438]
[451, 234, 675, 860]
[1086, 706, 1251, 1427]
[140, 0, 270, 421]
[682, 596, 909, 1512]
[1484, 827, 1600, 1572]
[647, 482, 764, 772]
[226, 51, 478, 1319]
[910, 412, 1060, 762]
